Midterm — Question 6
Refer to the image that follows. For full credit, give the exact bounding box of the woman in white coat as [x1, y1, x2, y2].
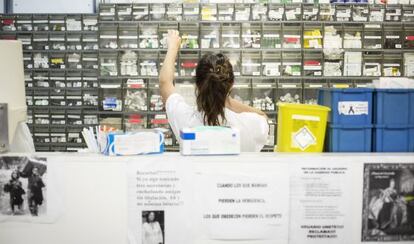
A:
[159, 30, 269, 152]
[142, 212, 163, 244]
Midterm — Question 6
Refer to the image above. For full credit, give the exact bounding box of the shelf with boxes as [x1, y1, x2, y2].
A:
[97, 50, 414, 79]
[97, 3, 414, 150]
[26, 106, 98, 152]
[0, 13, 99, 152]
[95, 75, 177, 147]
[97, 3, 414, 23]
[2, 3, 414, 152]
[97, 19, 414, 78]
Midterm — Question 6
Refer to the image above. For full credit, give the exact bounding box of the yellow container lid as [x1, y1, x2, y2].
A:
[277, 102, 331, 112]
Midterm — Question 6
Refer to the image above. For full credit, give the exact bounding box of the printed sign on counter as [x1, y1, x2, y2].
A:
[127, 160, 191, 244]
[288, 161, 357, 244]
[193, 168, 290, 242]
[127, 158, 290, 244]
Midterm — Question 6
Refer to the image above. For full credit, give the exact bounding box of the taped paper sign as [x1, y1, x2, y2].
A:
[338, 101, 369, 115]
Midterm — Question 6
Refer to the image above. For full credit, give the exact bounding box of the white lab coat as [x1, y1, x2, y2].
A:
[166, 93, 269, 152]
[142, 221, 163, 244]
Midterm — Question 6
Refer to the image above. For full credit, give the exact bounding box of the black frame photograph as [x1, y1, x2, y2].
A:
[362, 163, 414, 242]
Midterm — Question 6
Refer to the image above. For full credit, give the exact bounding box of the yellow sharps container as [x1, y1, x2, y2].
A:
[275, 103, 330, 152]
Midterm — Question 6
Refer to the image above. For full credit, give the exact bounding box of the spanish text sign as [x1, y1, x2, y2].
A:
[193, 166, 290, 242]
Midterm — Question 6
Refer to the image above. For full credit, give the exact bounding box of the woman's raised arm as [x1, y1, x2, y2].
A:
[159, 30, 181, 104]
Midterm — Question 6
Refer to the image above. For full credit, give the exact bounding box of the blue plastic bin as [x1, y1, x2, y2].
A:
[318, 88, 374, 125]
[326, 124, 372, 152]
[373, 125, 414, 152]
[374, 89, 414, 125]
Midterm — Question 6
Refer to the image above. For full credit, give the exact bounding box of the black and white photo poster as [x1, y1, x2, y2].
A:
[362, 163, 414, 242]
[0, 156, 47, 217]
[0, 156, 63, 223]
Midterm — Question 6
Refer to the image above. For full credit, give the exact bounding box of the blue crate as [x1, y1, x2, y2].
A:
[373, 125, 414, 152]
[318, 88, 374, 125]
[326, 124, 372, 152]
[374, 89, 414, 125]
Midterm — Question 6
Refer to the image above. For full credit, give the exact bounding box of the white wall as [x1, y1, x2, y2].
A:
[0, 0, 4, 13]
[12, 0, 95, 13]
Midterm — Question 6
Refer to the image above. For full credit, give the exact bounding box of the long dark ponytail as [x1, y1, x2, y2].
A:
[195, 53, 234, 126]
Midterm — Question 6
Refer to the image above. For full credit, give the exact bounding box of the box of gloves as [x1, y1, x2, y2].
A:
[100, 130, 164, 156]
[179, 126, 240, 155]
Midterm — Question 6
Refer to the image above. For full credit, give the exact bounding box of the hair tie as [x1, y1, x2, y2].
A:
[209, 67, 221, 74]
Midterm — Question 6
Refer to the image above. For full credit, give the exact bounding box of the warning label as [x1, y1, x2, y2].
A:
[292, 126, 316, 151]
[338, 101, 369, 115]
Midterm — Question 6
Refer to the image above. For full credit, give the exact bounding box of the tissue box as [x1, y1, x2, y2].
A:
[102, 130, 164, 156]
[180, 126, 240, 155]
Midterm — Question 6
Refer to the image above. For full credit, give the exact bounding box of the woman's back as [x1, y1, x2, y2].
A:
[159, 30, 269, 152]
[166, 93, 268, 152]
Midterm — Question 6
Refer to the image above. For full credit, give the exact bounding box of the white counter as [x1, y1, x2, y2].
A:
[0, 152, 413, 244]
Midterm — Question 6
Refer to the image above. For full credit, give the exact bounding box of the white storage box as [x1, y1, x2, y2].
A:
[100, 130, 164, 156]
[180, 126, 240, 155]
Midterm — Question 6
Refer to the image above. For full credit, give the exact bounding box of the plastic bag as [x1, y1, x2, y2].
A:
[10, 122, 35, 153]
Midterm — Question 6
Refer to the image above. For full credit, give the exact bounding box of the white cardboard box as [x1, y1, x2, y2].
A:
[180, 126, 240, 155]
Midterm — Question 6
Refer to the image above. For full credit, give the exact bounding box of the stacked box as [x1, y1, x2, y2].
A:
[318, 88, 374, 152]
[373, 89, 414, 152]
